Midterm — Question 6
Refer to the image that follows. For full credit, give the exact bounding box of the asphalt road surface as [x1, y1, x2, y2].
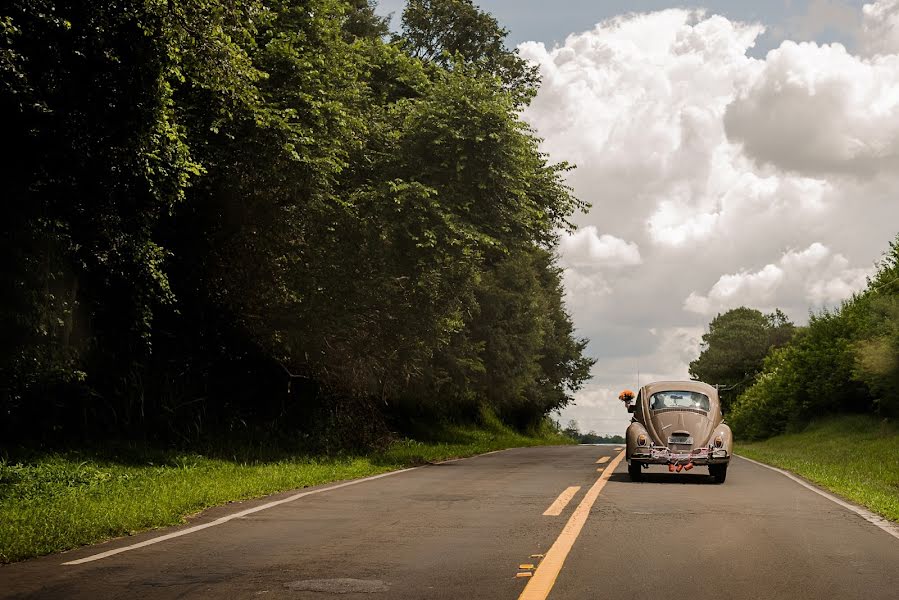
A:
[2, 446, 898, 599]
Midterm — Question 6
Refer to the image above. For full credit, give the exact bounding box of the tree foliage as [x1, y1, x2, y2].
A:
[726, 235, 899, 439]
[561, 420, 624, 444]
[689, 307, 796, 412]
[399, 0, 539, 104]
[0, 0, 594, 447]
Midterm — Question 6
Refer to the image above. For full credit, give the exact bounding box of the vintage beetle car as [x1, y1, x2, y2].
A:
[620, 381, 732, 483]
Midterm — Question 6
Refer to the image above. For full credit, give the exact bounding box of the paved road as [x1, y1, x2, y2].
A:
[1, 446, 897, 599]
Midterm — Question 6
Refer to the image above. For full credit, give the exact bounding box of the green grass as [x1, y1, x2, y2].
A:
[738, 415, 899, 522]
[0, 417, 571, 564]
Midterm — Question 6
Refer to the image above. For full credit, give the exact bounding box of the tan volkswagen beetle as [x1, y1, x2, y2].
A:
[620, 381, 732, 483]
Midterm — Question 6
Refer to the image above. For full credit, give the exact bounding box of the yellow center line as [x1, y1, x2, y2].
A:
[595, 456, 610, 464]
[519, 451, 626, 600]
[542, 486, 582, 516]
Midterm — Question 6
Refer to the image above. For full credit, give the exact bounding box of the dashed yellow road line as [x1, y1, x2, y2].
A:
[519, 451, 625, 600]
[595, 456, 610, 464]
[542, 486, 581, 516]
[596, 467, 604, 473]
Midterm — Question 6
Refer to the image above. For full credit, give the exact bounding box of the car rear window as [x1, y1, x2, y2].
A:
[649, 391, 710, 411]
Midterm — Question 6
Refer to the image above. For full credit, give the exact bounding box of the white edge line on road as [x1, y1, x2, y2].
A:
[61, 467, 419, 565]
[433, 449, 505, 464]
[61, 446, 515, 566]
[736, 454, 899, 541]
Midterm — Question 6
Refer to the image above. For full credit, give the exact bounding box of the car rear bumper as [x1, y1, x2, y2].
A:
[629, 446, 729, 465]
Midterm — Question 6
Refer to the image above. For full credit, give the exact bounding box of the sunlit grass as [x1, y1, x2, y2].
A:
[0, 418, 571, 563]
[738, 415, 899, 522]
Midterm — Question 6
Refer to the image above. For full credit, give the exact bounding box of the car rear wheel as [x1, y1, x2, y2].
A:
[709, 463, 728, 483]
[628, 462, 643, 482]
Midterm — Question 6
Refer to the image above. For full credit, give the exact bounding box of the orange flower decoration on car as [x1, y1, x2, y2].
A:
[619, 389, 635, 401]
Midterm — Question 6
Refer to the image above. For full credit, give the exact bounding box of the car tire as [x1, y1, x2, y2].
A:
[628, 462, 643, 482]
[709, 463, 728, 483]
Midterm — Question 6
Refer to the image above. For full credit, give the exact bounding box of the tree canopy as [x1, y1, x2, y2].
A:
[701, 235, 899, 439]
[399, 0, 539, 104]
[0, 0, 594, 448]
[689, 307, 796, 412]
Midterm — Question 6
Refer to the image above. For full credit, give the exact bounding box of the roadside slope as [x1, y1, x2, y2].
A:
[3, 446, 898, 600]
[738, 415, 899, 522]
[0, 421, 571, 564]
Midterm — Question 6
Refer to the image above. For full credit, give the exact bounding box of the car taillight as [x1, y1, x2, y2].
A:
[637, 434, 647, 446]
[714, 435, 723, 448]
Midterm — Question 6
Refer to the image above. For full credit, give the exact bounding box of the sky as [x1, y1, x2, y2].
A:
[377, 1, 899, 435]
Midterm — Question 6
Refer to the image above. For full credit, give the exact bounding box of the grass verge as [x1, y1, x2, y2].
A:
[738, 414, 899, 522]
[0, 417, 571, 564]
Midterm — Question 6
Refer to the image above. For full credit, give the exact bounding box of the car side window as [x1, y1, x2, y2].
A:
[634, 390, 643, 419]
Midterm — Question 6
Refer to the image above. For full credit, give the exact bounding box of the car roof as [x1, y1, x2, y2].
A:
[643, 380, 718, 399]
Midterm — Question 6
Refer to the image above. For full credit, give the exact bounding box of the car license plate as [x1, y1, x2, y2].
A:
[668, 436, 693, 445]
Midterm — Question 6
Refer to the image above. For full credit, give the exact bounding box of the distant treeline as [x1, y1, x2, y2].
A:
[578, 432, 625, 445]
[559, 420, 624, 445]
[0, 0, 594, 448]
[690, 236, 899, 440]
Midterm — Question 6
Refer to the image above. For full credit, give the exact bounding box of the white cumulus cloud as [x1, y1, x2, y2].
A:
[862, 0, 899, 56]
[517, 4, 899, 434]
[684, 243, 873, 316]
[558, 226, 642, 268]
[725, 36, 899, 176]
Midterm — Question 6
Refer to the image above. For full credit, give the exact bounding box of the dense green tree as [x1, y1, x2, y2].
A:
[0, 0, 595, 446]
[465, 248, 593, 426]
[728, 235, 899, 439]
[728, 309, 869, 439]
[689, 307, 796, 412]
[344, 0, 391, 40]
[399, 0, 539, 104]
[849, 238, 899, 417]
[0, 0, 264, 436]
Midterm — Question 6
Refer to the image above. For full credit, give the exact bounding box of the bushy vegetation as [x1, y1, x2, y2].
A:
[0, 409, 572, 563]
[689, 308, 796, 413]
[699, 236, 899, 440]
[0, 0, 594, 448]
